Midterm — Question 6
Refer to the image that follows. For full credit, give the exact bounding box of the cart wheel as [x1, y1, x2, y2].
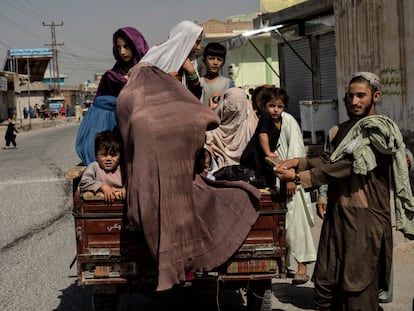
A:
[92, 293, 119, 311]
[246, 279, 272, 311]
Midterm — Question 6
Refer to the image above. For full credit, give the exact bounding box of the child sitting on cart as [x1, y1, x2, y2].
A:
[79, 130, 125, 203]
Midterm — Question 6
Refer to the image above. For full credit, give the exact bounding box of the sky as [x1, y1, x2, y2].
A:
[0, 0, 260, 85]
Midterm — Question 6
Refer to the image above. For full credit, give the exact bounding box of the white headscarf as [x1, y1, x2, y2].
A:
[139, 21, 203, 73]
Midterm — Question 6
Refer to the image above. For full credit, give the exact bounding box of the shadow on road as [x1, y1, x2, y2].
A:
[54, 275, 316, 310]
[54, 281, 92, 311]
[119, 283, 247, 311]
[272, 281, 315, 310]
[54, 280, 247, 311]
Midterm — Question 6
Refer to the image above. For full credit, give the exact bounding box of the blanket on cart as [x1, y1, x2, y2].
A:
[117, 63, 260, 291]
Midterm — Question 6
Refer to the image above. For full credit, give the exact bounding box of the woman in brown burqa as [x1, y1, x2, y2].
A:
[116, 63, 260, 291]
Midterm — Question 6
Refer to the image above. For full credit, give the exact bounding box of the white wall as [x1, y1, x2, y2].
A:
[230, 34, 280, 91]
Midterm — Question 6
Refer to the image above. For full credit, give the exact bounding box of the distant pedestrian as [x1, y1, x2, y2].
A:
[74, 103, 83, 121]
[41, 104, 47, 119]
[66, 105, 72, 117]
[3, 117, 18, 149]
[34, 104, 41, 118]
[23, 107, 28, 119]
[29, 106, 36, 118]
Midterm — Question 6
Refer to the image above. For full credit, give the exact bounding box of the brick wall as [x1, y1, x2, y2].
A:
[199, 19, 253, 34]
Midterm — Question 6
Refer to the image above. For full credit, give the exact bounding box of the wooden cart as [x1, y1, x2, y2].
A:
[66, 166, 287, 311]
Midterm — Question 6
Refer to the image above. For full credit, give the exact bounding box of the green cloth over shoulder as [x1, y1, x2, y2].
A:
[330, 115, 414, 238]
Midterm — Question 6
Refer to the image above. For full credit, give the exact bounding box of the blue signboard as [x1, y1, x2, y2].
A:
[48, 102, 62, 113]
[8, 48, 53, 57]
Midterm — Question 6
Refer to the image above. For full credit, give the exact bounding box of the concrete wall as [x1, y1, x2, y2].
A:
[230, 34, 280, 90]
[0, 91, 15, 121]
[16, 93, 44, 120]
[334, 0, 414, 147]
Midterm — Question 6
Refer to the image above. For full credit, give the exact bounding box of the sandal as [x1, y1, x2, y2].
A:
[286, 268, 296, 278]
[292, 273, 310, 285]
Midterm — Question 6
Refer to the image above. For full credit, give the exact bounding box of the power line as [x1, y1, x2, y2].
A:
[5, 0, 46, 22]
[0, 39, 12, 49]
[2, 0, 108, 83]
[0, 11, 45, 43]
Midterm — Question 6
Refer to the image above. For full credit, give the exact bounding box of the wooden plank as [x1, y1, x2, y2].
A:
[64, 166, 86, 180]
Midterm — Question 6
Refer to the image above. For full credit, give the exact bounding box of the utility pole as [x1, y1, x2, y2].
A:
[26, 58, 31, 129]
[43, 21, 64, 96]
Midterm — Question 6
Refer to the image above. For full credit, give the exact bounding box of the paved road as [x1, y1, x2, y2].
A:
[0, 123, 81, 311]
[0, 118, 413, 310]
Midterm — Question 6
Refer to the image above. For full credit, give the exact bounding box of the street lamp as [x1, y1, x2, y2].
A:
[241, 25, 284, 38]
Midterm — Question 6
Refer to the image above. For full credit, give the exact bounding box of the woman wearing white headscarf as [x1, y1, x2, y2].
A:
[138, 20, 203, 98]
[117, 24, 260, 292]
[206, 87, 258, 171]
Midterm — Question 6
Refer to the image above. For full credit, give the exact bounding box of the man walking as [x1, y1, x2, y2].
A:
[274, 72, 414, 310]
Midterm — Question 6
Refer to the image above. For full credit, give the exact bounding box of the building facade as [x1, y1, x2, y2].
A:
[198, 14, 280, 92]
[0, 48, 97, 122]
[254, 0, 414, 149]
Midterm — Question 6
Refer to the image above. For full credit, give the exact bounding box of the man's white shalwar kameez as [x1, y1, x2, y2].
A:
[277, 112, 316, 264]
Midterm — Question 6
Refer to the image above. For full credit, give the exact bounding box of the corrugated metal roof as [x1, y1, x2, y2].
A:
[254, 0, 333, 28]
[3, 56, 52, 82]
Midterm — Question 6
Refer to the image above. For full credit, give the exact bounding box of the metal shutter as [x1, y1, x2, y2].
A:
[318, 32, 337, 100]
[281, 38, 312, 119]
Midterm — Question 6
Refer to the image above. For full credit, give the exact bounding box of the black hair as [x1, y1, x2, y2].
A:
[94, 130, 122, 157]
[251, 85, 269, 111]
[203, 42, 227, 61]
